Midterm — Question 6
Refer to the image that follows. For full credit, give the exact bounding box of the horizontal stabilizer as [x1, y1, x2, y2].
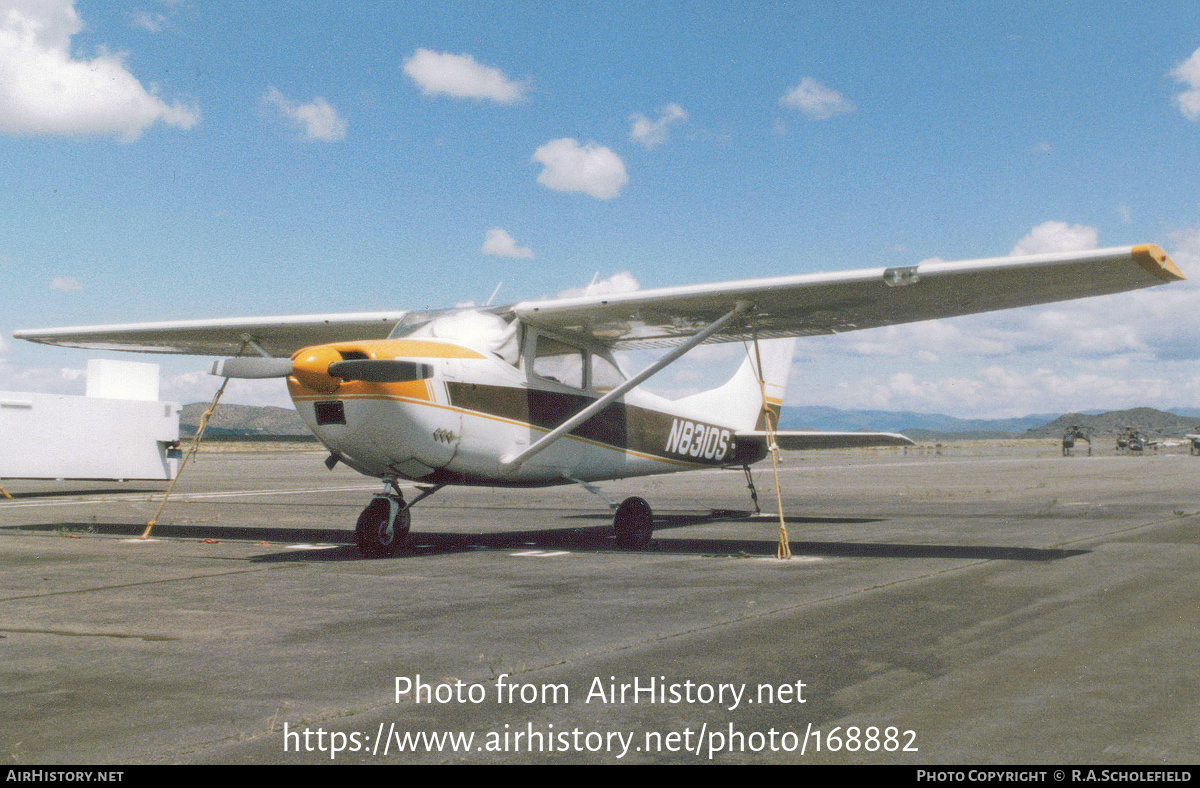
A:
[738, 430, 916, 450]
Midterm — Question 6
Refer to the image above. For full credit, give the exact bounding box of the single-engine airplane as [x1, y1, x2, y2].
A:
[14, 244, 1183, 555]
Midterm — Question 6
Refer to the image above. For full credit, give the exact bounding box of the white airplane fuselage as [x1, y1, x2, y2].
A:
[287, 337, 762, 487]
[14, 244, 1182, 556]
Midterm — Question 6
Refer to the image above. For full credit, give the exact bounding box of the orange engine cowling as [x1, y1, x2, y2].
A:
[286, 339, 453, 398]
[289, 345, 344, 394]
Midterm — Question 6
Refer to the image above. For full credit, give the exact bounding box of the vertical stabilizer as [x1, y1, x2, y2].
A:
[674, 338, 796, 431]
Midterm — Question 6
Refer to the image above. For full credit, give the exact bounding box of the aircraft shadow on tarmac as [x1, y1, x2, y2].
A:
[14, 511, 1089, 564]
[0, 487, 164, 500]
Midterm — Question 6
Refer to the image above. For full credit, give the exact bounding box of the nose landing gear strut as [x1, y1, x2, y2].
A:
[355, 478, 443, 557]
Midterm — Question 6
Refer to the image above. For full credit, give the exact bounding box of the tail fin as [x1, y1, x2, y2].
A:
[675, 338, 796, 431]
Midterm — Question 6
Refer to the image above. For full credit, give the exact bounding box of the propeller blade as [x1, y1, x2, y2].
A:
[210, 357, 295, 379]
[327, 359, 434, 383]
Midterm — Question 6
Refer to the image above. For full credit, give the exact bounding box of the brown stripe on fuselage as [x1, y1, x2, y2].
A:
[446, 382, 748, 465]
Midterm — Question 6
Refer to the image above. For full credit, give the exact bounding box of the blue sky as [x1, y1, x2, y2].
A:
[3, 0, 1200, 418]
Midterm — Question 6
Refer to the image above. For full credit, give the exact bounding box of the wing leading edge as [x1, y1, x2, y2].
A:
[510, 244, 1183, 349]
[13, 311, 414, 358]
[13, 245, 1183, 356]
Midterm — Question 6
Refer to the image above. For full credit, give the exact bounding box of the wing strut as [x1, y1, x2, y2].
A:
[500, 301, 751, 471]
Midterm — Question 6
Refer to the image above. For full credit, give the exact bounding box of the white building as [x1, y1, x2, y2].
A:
[0, 360, 180, 481]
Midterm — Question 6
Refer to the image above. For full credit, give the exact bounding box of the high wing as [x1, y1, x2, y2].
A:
[509, 244, 1183, 349]
[13, 311, 421, 357]
[13, 245, 1182, 355]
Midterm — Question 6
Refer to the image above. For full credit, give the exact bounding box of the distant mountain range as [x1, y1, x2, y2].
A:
[1025, 408, 1200, 439]
[180, 403, 314, 439]
[181, 402, 1200, 441]
[777, 406, 1057, 437]
[780, 406, 1200, 439]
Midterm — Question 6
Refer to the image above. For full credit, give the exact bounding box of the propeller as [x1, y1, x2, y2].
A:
[210, 357, 294, 378]
[211, 356, 432, 383]
[327, 360, 433, 382]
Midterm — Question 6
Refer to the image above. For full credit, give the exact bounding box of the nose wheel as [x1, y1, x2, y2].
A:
[356, 494, 410, 557]
[613, 496, 654, 550]
[354, 480, 444, 557]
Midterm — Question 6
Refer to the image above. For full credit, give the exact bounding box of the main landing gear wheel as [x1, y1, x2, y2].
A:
[613, 496, 653, 550]
[356, 495, 410, 558]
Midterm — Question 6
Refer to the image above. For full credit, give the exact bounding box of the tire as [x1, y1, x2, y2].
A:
[356, 497, 410, 557]
[614, 496, 653, 550]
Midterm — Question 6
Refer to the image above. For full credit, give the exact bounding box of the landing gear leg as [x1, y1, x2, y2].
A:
[356, 479, 411, 558]
[613, 496, 654, 550]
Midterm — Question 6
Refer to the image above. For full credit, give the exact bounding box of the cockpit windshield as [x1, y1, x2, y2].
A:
[389, 310, 520, 365]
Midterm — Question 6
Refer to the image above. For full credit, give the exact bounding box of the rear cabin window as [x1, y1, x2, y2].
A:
[590, 353, 624, 393]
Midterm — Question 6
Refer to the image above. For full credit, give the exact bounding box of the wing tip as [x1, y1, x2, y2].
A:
[1132, 244, 1185, 282]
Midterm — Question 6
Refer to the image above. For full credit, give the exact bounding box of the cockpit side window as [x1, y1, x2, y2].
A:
[531, 334, 584, 389]
[525, 331, 627, 392]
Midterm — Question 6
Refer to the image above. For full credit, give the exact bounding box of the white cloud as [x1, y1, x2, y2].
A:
[0, 0, 199, 141]
[557, 272, 640, 299]
[532, 138, 628, 200]
[263, 87, 347, 142]
[848, 321, 1014, 360]
[779, 77, 856, 120]
[1010, 221, 1098, 256]
[481, 227, 535, 259]
[1170, 227, 1200, 259]
[129, 11, 166, 33]
[1170, 47, 1200, 121]
[826, 269, 1182, 373]
[1029, 308, 1148, 357]
[767, 229, 1200, 418]
[402, 49, 527, 104]
[0, 362, 86, 395]
[629, 102, 687, 149]
[49, 275, 82, 292]
[816, 365, 1186, 418]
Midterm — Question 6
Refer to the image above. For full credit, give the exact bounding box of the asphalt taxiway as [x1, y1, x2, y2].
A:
[2, 440, 1198, 764]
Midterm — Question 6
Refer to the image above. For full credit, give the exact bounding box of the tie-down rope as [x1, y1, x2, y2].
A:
[744, 320, 790, 560]
[141, 341, 248, 539]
